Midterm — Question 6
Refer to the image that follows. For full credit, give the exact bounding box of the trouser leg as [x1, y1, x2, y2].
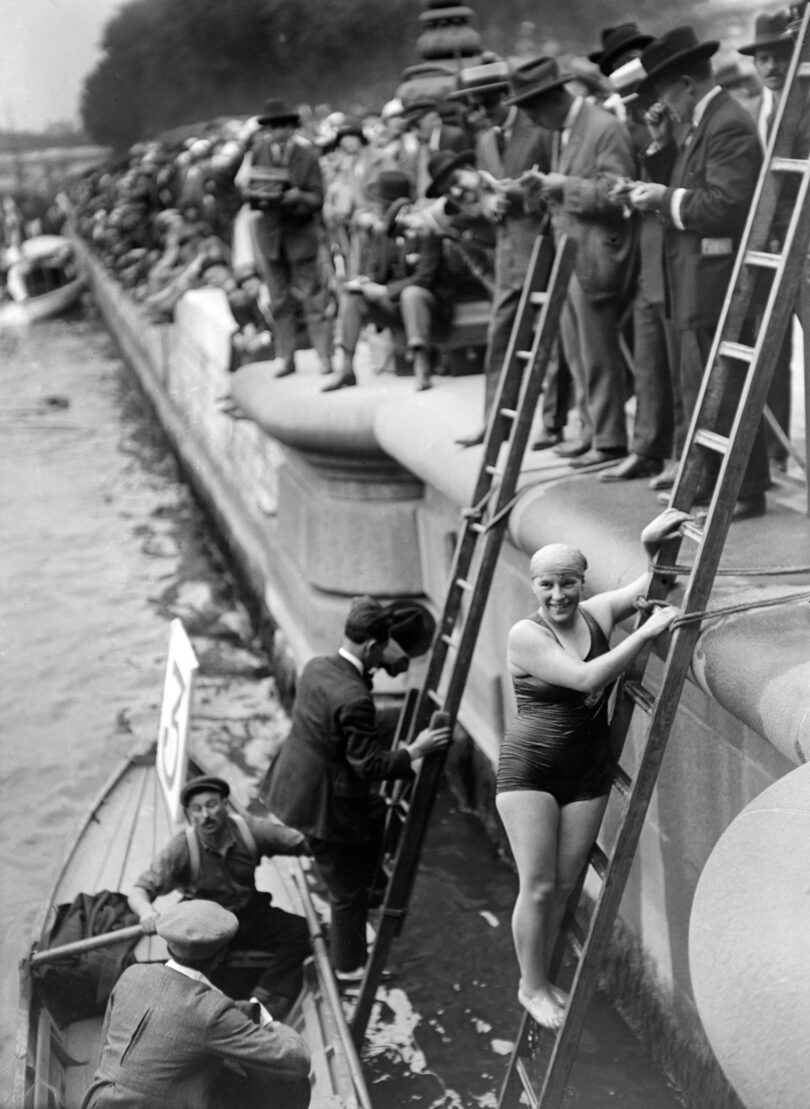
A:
[289, 255, 332, 368]
[765, 324, 792, 463]
[335, 289, 371, 356]
[566, 274, 627, 450]
[308, 838, 376, 972]
[630, 289, 675, 460]
[231, 894, 311, 1014]
[264, 258, 297, 360]
[483, 282, 522, 423]
[559, 285, 591, 444]
[399, 285, 436, 351]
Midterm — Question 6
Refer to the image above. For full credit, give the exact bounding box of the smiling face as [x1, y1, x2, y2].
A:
[529, 544, 587, 627]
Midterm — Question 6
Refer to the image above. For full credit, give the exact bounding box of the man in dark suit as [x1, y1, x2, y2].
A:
[512, 57, 637, 468]
[246, 97, 333, 378]
[128, 774, 311, 1020]
[446, 60, 561, 448]
[398, 98, 469, 204]
[82, 899, 311, 1109]
[630, 26, 771, 519]
[263, 596, 450, 980]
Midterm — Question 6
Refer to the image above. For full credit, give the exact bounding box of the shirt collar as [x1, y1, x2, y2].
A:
[561, 95, 584, 133]
[166, 959, 220, 991]
[338, 646, 365, 675]
[692, 84, 722, 129]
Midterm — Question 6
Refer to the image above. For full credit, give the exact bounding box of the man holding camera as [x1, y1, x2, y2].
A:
[262, 596, 451, 981]
[245, 97, 333, 378]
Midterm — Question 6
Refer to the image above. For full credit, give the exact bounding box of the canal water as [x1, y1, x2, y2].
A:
[0, 303, 684, 1108]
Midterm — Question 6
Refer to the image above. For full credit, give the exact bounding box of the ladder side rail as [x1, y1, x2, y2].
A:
[536, 619, 708, 1107]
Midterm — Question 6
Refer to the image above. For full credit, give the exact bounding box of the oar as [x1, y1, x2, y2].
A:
[28, 923, 146, 968]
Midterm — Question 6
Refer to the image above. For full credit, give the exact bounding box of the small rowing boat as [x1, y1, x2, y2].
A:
[13, 621, 371, 1109]
[1, 236, 85, 326]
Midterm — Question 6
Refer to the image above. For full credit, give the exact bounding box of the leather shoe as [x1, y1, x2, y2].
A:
[599, 453, 662, 482]
[272, 358, 295, 379]
[455, 427, 485, 448]
[570, 447, 627, 469]
[531, 429, 563, 451]
[553, 439, 592, 459]
[649, 461, 679, 490]
[321, 371, 357, 393]
[696, 495, 767, 523]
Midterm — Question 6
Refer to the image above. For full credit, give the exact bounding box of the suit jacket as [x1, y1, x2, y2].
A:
[743, 89, 810, 246]
[81, 963, 310, 1109]
[250, 133, 324, 262]
[477, 109, 553, 291]
[398, 123, 470, 195]
[549, 98, 637, 301]
[647, 88, 762, 331]
[265, 654, 413, 844]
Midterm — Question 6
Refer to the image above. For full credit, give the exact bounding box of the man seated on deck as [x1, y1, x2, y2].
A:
[262, 596, 451, 984]
[82, 899, 311, 1109]
[128, 774, 311, 1021]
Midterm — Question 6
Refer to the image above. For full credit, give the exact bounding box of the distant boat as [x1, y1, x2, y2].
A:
[13, 742, 372, 1109]
[1, 235, 85, 325]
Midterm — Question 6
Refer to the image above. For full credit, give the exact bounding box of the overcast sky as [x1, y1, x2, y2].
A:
[3, 0, 122, 131]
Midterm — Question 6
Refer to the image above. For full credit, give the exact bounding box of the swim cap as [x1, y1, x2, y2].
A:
[529, 544, 587, 579]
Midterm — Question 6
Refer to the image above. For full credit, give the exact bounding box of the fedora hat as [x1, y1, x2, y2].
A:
[257, 97, 300, 126]
[639, 26, 720, 92]
[447, 59, 511, 101]
[425, 148, 476, 198]
[503, 56, 575, 107]
[589, 23, 655, 76]
[738, 11, 795, 55]
[368, 169, 413, 204]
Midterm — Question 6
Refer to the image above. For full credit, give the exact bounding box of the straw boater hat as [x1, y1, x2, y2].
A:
[180, 775, 230, 808]
[638, 26, 720, 97]
[257, 97, 300, 126]
[447, 59, 511, 101]
[589, 22, 655, 76]
[425, 148, 477, 198]
[503, 56, 575, 107]
[157, 900, 239, 960]
[738, 10, 796, 55]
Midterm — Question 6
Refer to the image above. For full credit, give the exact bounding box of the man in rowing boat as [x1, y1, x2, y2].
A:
[263, 595, 451, 983]
[82, 900, 311, 1109]
[128, 775, 311, 1020]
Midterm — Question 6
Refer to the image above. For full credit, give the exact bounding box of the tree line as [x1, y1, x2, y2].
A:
[80, 0, 709, 152]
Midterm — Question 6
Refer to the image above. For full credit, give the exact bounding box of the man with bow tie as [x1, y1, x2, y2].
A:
[263, 596, 450, 982]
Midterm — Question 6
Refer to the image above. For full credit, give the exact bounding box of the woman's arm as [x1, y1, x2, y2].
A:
[589, 507, 692, 629]
[508, 605, 679, 694]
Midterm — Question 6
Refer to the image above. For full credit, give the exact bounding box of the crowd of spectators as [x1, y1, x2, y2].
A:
[62, 6, 803, 518]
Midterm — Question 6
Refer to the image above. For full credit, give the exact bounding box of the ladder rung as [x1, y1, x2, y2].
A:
[440, 634, 460, 651]
[694, 428, 730, 455]
[516, 349, 533, 362]
[485, 464, 503, 477]
[681, 520, 704, 544]
[529, 291, 549, 307]
[744, 249, 781, 269]
[470, 522, 486, 533]
[455, 577, 473, 592]
[798, 61, 810, 79]
[612, 764, 633, 799]
[427, 688, 443, 706]
[589, 842, 608, 881]
[771, 155, 809, 173]
[499, 407, 518, 420]
[718, 340, 754, 362]
[566, 920, 585, 960]
[515, 1059, 540, 1108]
[623, 678, 655, 715]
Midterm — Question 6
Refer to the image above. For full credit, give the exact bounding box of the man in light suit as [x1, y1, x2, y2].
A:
[630, 26, 771, 519]
[246, 97, 333, 378]
[263, 596, 450, 981]
[512, 56, 637, 467]
[82, 900, 311, 1109]
[398, 98, 469, 204]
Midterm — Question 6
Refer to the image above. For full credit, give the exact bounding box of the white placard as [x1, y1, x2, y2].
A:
[156, 619, 199, 823]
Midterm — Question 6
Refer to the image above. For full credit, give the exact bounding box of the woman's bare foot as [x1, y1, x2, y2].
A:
[517, 984, 565, 1030]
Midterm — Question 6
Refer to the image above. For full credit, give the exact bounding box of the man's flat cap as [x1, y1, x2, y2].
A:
[180, 775, 231, 808]
[157, 899, 238, 959]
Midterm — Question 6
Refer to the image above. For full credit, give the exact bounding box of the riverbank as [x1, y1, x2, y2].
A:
[74, 235, 810, 1108]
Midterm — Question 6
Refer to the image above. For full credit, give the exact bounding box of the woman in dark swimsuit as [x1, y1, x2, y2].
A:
[497, 507, 689, 1029]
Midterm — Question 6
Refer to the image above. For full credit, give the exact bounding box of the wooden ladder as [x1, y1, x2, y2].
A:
[348, 231, 578, 1046]
[498, 6, 810, 1107]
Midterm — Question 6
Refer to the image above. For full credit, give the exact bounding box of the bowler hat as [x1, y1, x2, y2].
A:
[425, 148, 477, 198]
[589, 23, 655, 76]
[368, 170, 414, 204]
[157, 900, 238, 960]
[639, 26, 720, 93]
[258, 97, 301, 126]
[447, 59, 511, 101]
[503, 56, 575, 107]
[738, 11, 795, 55]
[180, 775, 231, 808]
